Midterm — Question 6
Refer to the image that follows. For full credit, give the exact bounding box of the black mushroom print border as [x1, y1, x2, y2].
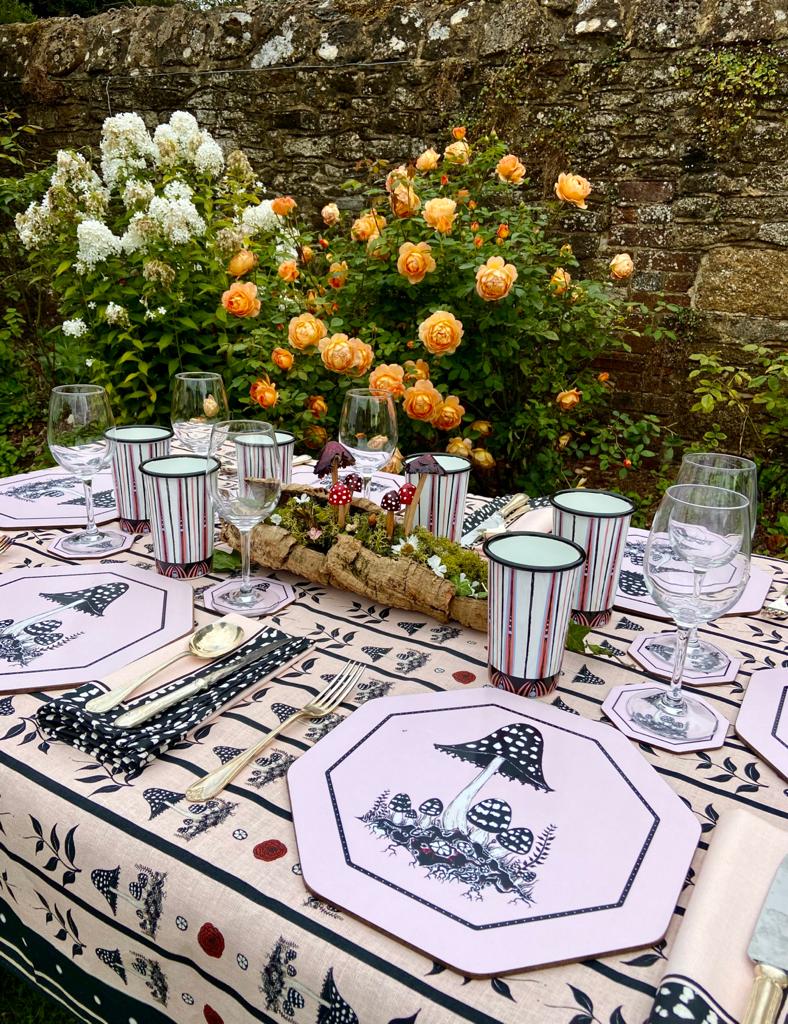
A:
[360, 722, 557, 905]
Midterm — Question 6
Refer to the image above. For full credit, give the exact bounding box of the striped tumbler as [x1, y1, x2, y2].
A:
[404, 453, 470, 542]
[105, 425, 173, 533]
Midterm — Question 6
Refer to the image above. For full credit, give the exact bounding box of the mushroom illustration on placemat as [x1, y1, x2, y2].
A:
[360, 721, 557, 903]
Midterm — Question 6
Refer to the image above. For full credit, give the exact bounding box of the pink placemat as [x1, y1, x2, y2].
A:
[0, 467, 117, 528]
[735, 667, 788, 780]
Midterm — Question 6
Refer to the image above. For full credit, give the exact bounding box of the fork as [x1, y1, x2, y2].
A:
[184, 661, 364, 801]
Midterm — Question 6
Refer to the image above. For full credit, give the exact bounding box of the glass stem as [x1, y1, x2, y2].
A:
[685, 625, 699, 654]
[362, 474, 372, 500]
[663, 627, 689, 709]
[239, 529, 253, 596]
[83, 478, 98, 537]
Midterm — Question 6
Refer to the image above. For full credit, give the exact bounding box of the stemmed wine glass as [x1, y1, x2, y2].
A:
[208, 420, 282, 613]
[625, 484, 751, 742]
[171, 371, 229, 455]
[48, 384, 125, 555]
[654, 452, 757, 675]
[338, 388, 398, 498]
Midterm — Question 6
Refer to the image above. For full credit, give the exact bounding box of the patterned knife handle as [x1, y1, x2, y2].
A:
[85, 650, 190, 713]
[742, 964, 788, 1024]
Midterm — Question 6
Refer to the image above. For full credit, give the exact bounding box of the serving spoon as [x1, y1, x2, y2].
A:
[85, 620, 245, 714]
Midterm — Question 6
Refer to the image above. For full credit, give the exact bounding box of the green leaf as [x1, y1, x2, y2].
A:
[212, 549, 242, 573]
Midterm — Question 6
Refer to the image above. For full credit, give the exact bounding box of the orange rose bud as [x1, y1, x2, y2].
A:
[321, 202, 340, 226]
[351, 211, 385, 242]
[610, 253, 634, 280]
[473, 234, 484, 248]
[452, 125, 467, 140]
[444, 140, 470, 165]
[328, 261, 348, 289]
[278, 259, 299, 283]
[418, 310, 464, 357]
[497, 223, 510, 239]
[598, 371, 610, 383]
[369, 363, 406, 398]
[554, 172, 592, 209]
[423, 196, 457, 234]
[272, 347, 294, 370]
[556, 387, 582, 411]
[404, 358, 430, 381]
[470, 221, 480, 232]
[250, 379, 278, 408]
[222, 280, 261, 318]
[396, 241, 436, 285]
[300, 245, 314, 263]
[402, 379, 443, 422]
[496, 153, 526, 185]
[288, 312, 327, 350]
[306, 395, 328, 417]
[476, 255, 518, 301]
[468, 200, 477, 210]
[440, 174, 449, 186]
[318, 237, 330, 250]
[470, 419, 492, 437]
[415, 148, 440, 172]
[303, 424, 328, 450]
[227, 249, 258, 277]
[271, 195, 297, 217]
[550, 268, 572, 295]
[623, 457, 632, 468]
[471, 448, 495, 471]
[431, 394, 465, 431]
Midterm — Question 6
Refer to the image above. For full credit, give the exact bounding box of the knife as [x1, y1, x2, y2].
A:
[461, 493, 531, 548]
[113, 635, 293, 728]
[742, 854, 788, 1024]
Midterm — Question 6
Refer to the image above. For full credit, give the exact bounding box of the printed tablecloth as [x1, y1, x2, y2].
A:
[0, 479, 786, 1024]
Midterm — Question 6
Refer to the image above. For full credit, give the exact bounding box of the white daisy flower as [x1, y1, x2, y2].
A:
[427, 554, 448, 577]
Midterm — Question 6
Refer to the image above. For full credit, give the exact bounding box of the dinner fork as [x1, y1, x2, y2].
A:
[184, 661, 364, 801]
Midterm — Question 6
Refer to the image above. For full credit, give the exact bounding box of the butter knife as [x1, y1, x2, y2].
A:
[742, 853, 788, 1024]
[461, 493, 531, 547]
[113, 635, 293, 728]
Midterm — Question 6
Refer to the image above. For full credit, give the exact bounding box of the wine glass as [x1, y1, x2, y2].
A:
[338, 388, 398, 498]
[208, 420, 282, 613]
[625, 484, 751, 742]
[48, 384, 125, 554]
[650, 453, 757, 675]
[171, 371, 229, 455]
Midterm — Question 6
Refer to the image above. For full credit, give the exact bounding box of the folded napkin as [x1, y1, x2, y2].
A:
[36, 626, 310, 775]
[649, 807, 788, 1023]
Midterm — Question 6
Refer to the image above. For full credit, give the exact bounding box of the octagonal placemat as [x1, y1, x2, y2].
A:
[288, 687, 700, 975]
[0, 467, 117, 528]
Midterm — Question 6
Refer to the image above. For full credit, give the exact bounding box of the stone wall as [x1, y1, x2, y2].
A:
[1, 0, 786, 430]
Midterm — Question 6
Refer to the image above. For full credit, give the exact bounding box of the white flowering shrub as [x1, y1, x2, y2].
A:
[16, 110, 281, 419]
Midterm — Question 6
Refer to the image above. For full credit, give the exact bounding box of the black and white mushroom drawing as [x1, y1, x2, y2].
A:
[388, 793, 412, 826]
[271, 702, 298, 725]
[435, 722, 552, 833]
[316, 967, 359, 1024]
[3, 582, 130, 639]
[95, 946, 127, 984]
[91, 866, 122, 915]
[417, 797, 443, 827]
[490, 826, 534, 866]
[466, 798, 512, 848]
[142, 788, 184, 821]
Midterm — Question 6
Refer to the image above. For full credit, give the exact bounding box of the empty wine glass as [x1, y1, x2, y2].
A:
[208, 420, 282, 613]
[171, 371, 229, 454]
[338, 388, 398, 498]
[625, 484, 751, 742]
[650, 453, 758, 676]
[48, 384, 125, 554]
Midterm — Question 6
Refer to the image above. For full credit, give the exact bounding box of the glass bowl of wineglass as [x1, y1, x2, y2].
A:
[171, 371, 229, 455]
[338, 388, 398, 499]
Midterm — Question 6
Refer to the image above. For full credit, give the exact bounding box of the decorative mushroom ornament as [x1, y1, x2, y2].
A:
[327, 482, 352, 527]
[344, 473, 364, 495]
[402, 454, 446, 535]
[380, 490, 402, 539]
[315, 441, 355, 485]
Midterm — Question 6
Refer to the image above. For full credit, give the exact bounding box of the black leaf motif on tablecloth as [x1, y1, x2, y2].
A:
[96, 946, 126, 984]
[425, 962, 445, 976]
[389, 1014, 420, 1024]
[568, 984, 594, 1016]
[573, 664, 605, 686]
[491, 977, 515, 1001]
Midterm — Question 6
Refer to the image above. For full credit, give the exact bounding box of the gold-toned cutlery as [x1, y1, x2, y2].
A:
[0, 534, 11, 554]
[85, 621, 246, 714]
[113, 634, 292, 728]
[742, 853, 788, 1024]
[185, 660, 364, 802]
[763, 585, 788, 621]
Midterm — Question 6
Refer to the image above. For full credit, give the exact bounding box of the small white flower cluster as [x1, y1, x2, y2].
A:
[62, 318, 88, 337]
[100, 112, 158, 189]
[15, 197, 54, 249]
[16, 148, 108, 249]
[238, 199, 280, 238]
[153, 111, 224, 179]
[122, 178, 155, 209]
[194, 136, 224, 178]
[76, 218, 122, 273]
[147, 194, 206, 246]
[104, 302, 129, 326]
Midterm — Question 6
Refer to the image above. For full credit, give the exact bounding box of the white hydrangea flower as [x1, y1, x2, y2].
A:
[194, 136, 224, 177]
[153, 111, 206, 167]
[120, 212, 151, 254]
[169, 110, 200, 141]
[163, 179, 193, 202]
[62, 318, 88, 337]
[238, 199, 280, 237]
[122, 179, 155, 209]
[100, 112, 157, 190]
[105, 302, 129, 326]
[15, 198, 54, 249]
[148, 194, 206, 245]
[76, 218, 122, 270]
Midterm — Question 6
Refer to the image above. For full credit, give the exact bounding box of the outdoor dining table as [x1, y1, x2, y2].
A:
[0, 472, 786, 1024]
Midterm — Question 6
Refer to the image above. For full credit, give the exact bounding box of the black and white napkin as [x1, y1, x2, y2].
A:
[36, 627, 310, 774]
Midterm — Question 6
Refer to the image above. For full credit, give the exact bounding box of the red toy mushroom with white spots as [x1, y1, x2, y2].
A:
[380, 490, 401, 539]
[327, 481, 352, 527]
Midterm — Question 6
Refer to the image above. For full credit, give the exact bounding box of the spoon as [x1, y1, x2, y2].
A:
[85, 621, 245, 714]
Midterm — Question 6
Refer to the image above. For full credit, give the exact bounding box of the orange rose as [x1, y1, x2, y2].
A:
[277, 259, 299, 283]
[610, 253, 634, 280]
[496, 153, 526, 185]
[272, 347, 294, 370]
[306, 395, 328, 417]
[300, 245, 314, 263]
[321, 202, 340, 226]
[497, 223, 510, 240]
[222, 280, 261, 318]
[554, 172, 592, 209]
[475, 255, 518, 301]
[456, 188, 470, 203]
[471, 448, 495, 470]
[271, 195, 297, 217]
[468, 199, 477, 210]
[319, 333, 359, 374]
[351, 211, 385, 242]
[250, 379, 278, 408]
[369, 363, 406, 398]
[431, 394, 465, 431]
[396, 241, 436, 285]
[403, 379, 443, 422]
[447, 436, 473, 457]
[452, 126, 467, 140]
[328, 261, 348, 289]
[350, 338, 374, 377]
[318, 236, 330, 249]
[415, 148, 439, 172]
[418, 310, 463, 357]
[550, 268, 572, 295]
[556, 388, 582, 411]
[598, 371, 610, 383]
[288, 312, 327, 350]
[303, 424, 328, 449]
[444, 140, 470, 165]
[470, 419, 492, 437]
[385, 165, 410, 192]
[404, 358, 430, 382]
[473, 234, 483, 248]
[423, 197, 456, 234]
[470, 221, 480, 231]
[389, 181, 421, 218]
[227, 249, 258, 277]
